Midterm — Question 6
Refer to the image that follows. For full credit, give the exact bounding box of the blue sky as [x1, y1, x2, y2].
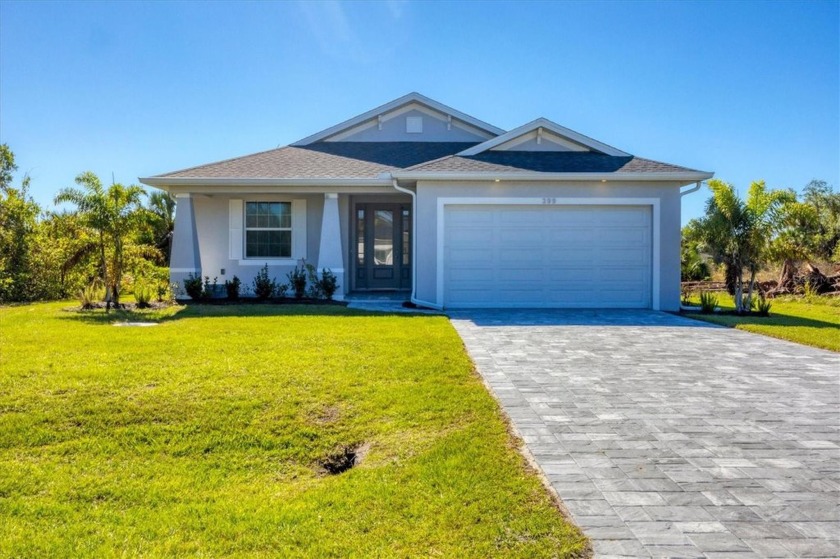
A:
[1, 0, 837, 224]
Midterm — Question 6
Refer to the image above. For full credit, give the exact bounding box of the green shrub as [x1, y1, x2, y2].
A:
[183, 274, 203, 300]
[252, 265, 277, 300]
[224, 276, 241, 300]
[276, 283, 289, 298]
[77, 280, 105, 309]
[203, 276, 218, 299]
[755, 295, 772, 317]
[317, 268, 339, 300]
[287, 264, 307, 299]
[699, 291, 718, 314]
[134, 284, 154, 308]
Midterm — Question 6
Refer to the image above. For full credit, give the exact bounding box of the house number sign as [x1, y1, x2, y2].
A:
[541, 197, 557, 205]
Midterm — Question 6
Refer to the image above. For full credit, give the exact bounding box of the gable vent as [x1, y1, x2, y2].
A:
[406, 116, 423, 134]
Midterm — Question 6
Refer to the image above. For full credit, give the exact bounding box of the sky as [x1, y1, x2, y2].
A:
[1, 0, 838, 225]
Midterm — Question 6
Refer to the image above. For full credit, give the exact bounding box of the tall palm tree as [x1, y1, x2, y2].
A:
[55, 172, 146, 308]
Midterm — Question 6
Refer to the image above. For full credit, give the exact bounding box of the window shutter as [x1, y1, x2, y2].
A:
[292, 199, 307, 260]
[229, 199, 243, 260]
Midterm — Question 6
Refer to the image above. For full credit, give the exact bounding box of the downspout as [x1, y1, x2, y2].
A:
[679, 181, 705, 311]
[391, 178, 444, 310]
[681, 181, 703, 197]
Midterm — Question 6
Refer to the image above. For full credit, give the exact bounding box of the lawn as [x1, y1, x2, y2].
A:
[0, 302, 588, 558]
[683, 293, 840, 352]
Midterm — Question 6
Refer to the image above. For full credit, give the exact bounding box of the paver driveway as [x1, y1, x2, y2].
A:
[449, 310, 840, 559]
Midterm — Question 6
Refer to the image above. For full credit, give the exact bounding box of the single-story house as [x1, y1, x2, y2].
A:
[140, 92, 712, 310]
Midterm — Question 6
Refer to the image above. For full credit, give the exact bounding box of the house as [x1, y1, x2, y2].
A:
[139, 93, 712, 310]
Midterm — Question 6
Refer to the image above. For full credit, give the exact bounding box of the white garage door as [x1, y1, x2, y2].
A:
[443, 205, 652, 308]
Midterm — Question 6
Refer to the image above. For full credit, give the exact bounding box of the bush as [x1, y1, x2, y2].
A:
[77, 280, 105, 309]
[287, 264, 307, 299]
[699, 291, 718, 314]
[316, 268, 339, 300]
[253, 265, 277, 300]
[755, 295, 772, 317]
[225, 276, 241, 300]
[134, 284, 153, 308]
[203, 276, 218, 299]
[276, 283, 289, 298]
[183, 274, 203, 300]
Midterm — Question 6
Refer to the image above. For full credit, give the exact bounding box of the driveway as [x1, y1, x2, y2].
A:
[449, 310, 840, 558]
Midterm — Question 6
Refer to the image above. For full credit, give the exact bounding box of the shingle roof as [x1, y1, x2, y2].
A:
[158, 142, 480, 179]
[404, 151, 703, 174]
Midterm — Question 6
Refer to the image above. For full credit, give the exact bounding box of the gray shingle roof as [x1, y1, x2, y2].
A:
[404, 151, 703, 174]
[158, 142, 480, 179]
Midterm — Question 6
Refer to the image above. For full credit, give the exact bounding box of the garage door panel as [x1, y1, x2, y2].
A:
[444, 205, 652, 308]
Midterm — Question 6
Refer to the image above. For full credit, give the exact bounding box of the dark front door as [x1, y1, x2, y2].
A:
[355, 203, 411, 290]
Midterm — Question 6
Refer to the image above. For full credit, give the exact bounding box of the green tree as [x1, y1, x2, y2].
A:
[145, 191, 175, 263]
[694, 179, 792, 313]
[0, 145, 43, 302]
[802, 180, 840, 261]
[680, 221, 711, 281]
[55, 173, 146, 307]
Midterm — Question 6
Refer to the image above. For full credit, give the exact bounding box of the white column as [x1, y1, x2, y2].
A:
[170, 193, 202, 291]
[318, 193, 345, 299]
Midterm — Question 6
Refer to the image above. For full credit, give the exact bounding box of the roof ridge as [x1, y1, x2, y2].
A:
[402, 153, 458, 171]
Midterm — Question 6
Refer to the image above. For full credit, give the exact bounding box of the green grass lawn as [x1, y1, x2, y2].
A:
[0, 302, 588, 558]
[683, 293, 840, 352]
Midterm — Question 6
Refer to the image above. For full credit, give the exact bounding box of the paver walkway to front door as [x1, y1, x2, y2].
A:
[449, 310, 840, 558]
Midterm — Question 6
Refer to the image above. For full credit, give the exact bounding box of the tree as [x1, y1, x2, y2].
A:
[802, 180, 840, 261]
[680, 221, 711, 281]
[145, 191, 175, 263]
[0, 145, 43, 302]
[694, 179, 792, 313]
[55, 173, 146, 308]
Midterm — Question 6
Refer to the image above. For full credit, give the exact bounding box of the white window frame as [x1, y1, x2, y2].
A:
[244, 201, 293, 260]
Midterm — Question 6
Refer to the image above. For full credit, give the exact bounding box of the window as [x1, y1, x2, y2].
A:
[245, 202, 292, 258]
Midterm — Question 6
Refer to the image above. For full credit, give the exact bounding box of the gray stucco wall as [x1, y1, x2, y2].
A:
[187, 194, 327, 294]
[413, 181, 683, 311]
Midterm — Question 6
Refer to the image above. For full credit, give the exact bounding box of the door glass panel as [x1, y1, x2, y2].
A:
[356, 208, 365, 266]
[374, 210, 393, 265]
[402, 209, 411, 265]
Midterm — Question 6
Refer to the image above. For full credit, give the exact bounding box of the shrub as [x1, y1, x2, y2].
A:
[224, 276, 241, 300]
[316, 268, 339, 300]
[276, 283, 289, 298]
[203, 276, 218, 299]
[134, 284, 153, 308]
[699, 291, 718, 314]
[252, 265, 277, 300]
[183, 274, 203, 300]
[77, 280, 105, 309]
[287, 264, 307, 299]
[306, 263, 322, 299]
[755, 295, 772, 317]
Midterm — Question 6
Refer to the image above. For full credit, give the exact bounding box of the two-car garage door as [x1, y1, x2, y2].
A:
[443, 205, 652, 308]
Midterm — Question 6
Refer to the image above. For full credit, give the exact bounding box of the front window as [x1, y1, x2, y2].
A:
[245, 202, 292, 258]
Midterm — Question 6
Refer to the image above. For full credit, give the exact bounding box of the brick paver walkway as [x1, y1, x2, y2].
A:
[449, 310, 840, 558]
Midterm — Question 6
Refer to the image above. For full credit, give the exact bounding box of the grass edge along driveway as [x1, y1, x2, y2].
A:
[0, 302, 589, 558]
[682, 295, 839, 352]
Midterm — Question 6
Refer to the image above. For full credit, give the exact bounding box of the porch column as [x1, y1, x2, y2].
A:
[318, 193, 345, 299]
[170, 193, 201, 293]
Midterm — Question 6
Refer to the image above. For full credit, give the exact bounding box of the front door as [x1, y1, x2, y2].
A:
[355, 204, 411, 290]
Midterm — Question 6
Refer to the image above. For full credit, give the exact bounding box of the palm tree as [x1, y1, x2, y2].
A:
[55, 172, 145, 308]
[147, 191, 175, 263]
[696, 179, 794, 313]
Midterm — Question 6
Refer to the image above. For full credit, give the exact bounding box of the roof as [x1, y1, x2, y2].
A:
[457, 118, 629, 157]
[403, 151, 703, 175]
[157, 142, 479, 180]
[290, 92, 505, 145]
